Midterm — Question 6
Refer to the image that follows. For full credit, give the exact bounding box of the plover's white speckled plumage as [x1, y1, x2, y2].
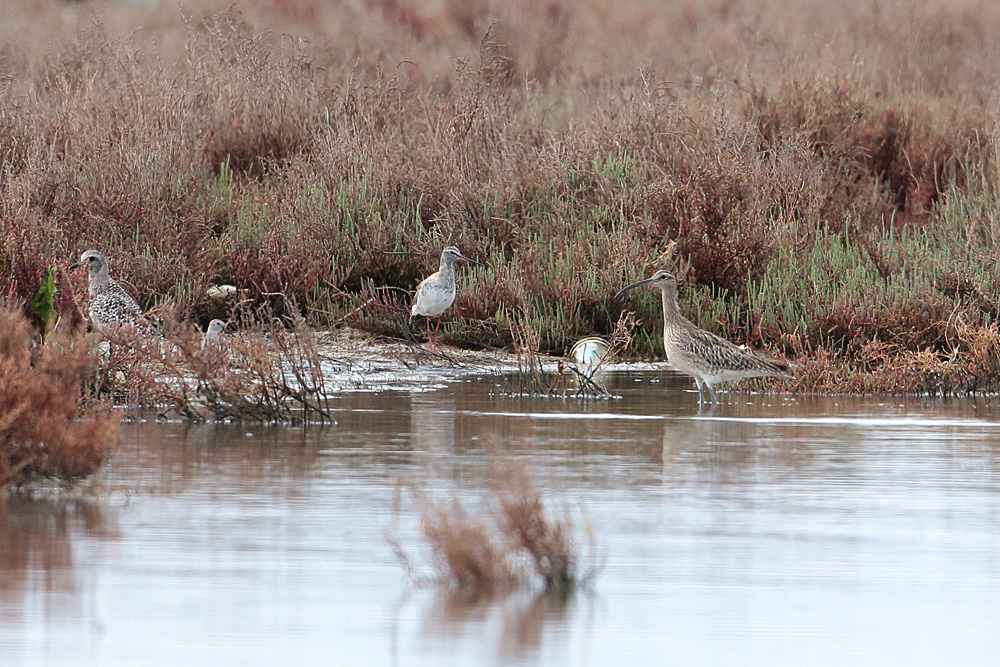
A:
[410, 246, 479, 349]
[71, 250, 144, 335]
[616, 271, 791, 407]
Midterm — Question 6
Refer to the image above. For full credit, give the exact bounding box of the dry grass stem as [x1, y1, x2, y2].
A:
[84, 305, 334, 424]
[509, 311, 634, 398]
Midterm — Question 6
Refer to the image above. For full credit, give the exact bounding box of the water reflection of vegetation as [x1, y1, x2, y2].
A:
[111, 422, 327, 494]
[425, 587, 579, 664]
[0, 496, 116, 620]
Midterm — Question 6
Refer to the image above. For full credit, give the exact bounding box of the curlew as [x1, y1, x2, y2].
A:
[616, 270, 791, 406]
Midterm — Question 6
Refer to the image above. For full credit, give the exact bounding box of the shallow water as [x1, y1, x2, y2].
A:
[4, 369, 1000, 666]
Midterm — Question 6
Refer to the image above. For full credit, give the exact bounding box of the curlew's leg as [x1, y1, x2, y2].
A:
[707, 382, 718, 406]
[694, 379, 705, 406]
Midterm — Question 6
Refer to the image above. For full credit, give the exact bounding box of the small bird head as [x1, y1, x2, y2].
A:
[441, 246, 481, 267]
[202, 319, 227, 351]
[614, 270, 677, 300]
[70, 250, 109, 278]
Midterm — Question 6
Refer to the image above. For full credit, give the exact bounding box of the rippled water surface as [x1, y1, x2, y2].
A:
[4, 370, 1000, 666]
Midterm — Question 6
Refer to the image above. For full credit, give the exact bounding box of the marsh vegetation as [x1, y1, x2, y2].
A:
[391, 464, 601, 592]
[1, 0, 1000, 398]
[0, 306, 115, 489]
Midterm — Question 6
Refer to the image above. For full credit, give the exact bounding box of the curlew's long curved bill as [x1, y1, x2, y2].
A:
[69, 262, 80, 270]
[614, 276, 658, 300]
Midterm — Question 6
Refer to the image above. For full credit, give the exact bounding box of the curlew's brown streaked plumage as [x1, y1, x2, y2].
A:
[616, 271, 791, 406]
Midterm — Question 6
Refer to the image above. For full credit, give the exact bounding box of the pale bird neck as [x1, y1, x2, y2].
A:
[661, 284, 683, 326]
[88, 267, 110, 293]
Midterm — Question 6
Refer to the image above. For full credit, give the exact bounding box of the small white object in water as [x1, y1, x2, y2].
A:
[570, 337, 610, 370]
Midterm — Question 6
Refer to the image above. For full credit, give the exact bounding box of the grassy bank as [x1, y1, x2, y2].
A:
[3, 0, 1000, 393]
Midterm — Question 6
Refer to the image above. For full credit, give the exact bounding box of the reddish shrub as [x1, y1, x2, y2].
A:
[750, 82, 990, 224]
[0, 305, 117, 488]
[653, 167, 771, 295]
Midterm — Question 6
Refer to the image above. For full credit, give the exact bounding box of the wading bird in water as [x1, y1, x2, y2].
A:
[410, 246, 479, 350]
[616, 270, 791, 407]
